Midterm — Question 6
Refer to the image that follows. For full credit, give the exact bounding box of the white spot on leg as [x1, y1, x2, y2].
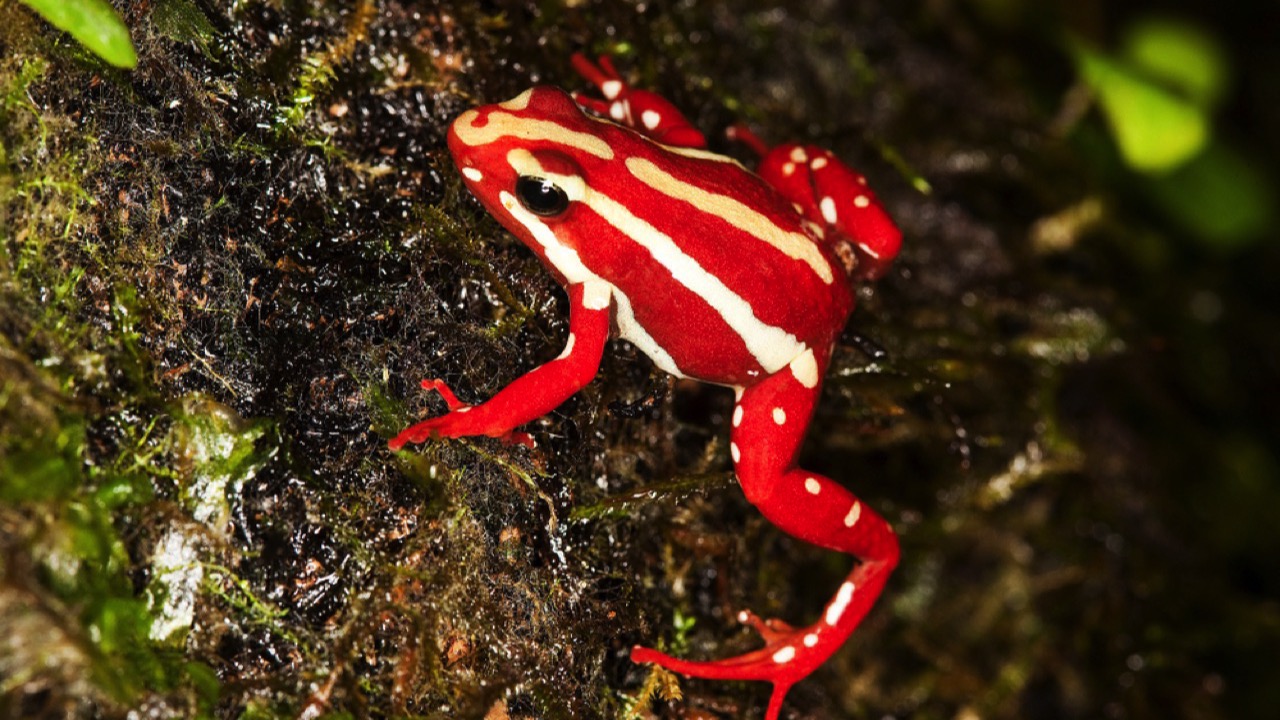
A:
[461, 167, 483, 182]
[803, 633, 819, 647]
[804, 477, 821, 495]
[825, 582, 856, 625]
[854, 194, 870, 208]
[731, 442, 741, 462]
[772, 407, 786, 425]
[789, 348, 819, 389]
[733, 405, 744, 427]
[737, 610, 750, 623]
[610, 101, 626, 121]
[772, 646, 796, 664]
[601, 80, 623, 99]
[843, 501, 862, 528]
[820, 197, 838, 225]
[641, 109, 661, 129]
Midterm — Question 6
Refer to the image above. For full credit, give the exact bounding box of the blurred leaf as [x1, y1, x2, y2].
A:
[1144, 140, 1275, 250]
[19, 0, 138, 69]
[1072, 41, 1208, 173]
[1123, 16, 1228, 110]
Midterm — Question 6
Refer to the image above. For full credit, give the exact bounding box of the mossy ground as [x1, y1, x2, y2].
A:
[3, 1, 1279, 719]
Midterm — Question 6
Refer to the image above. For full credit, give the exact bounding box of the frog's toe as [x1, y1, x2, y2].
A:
[497, 430, 536, 449]
[632, 620, 830, 683]
[388, 421, 437, 451]
[631, 642, 800, 720]
[418, 378, 467, 410]
[631, 611, 850, 719]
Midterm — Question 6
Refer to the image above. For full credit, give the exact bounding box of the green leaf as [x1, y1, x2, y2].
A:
[1123, 16, 1228, 110]
[1144, 140, 1276, 251]
[1072, 41, 1208, 173]
[19, 0, 138, 69]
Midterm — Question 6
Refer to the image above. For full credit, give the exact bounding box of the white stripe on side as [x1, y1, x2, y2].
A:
[611, 288, 685, 377]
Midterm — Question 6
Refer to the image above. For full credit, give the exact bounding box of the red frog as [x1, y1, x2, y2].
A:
[391, 54, 902, 719]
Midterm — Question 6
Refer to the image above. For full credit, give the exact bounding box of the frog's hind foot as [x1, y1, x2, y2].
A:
[632, 610, 858, 720]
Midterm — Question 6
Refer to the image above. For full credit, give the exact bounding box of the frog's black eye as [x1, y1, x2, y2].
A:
[515, 176, 570, 217]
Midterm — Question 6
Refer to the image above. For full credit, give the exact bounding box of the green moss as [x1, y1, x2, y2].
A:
[151, 0, 218, 58]
[1, 41, 219, 714]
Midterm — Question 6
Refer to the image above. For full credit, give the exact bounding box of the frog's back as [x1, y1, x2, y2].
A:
[569, 135, 853, 384]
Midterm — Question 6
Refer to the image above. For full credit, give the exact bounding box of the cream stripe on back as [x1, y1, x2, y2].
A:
[626, 157, 834, 284]
[585, 191, 805, 373]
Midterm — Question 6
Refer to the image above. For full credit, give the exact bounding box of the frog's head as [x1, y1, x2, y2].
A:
[446, 87, 620, 276]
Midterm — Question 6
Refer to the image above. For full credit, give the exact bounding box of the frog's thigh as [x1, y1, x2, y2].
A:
[730, 355, 891, 559]
[729, 361, 823, 499]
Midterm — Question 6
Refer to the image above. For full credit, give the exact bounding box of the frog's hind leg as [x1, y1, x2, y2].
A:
[631, 350, 899, 720]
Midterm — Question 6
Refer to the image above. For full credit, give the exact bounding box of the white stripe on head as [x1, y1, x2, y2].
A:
[497, 186, 598, 286]
[657, 144, 743, 165]
[453, 109, 615, 160]
[507, 149, 588, 202]
[499, 90, 533, 111]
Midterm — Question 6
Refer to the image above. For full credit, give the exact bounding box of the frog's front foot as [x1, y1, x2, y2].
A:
[389, 379, 534, 451]
[631, 610, 842, 720]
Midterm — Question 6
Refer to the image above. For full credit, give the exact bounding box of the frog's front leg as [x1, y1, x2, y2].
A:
[389, 280, 612, 451]
[632, 349, 899, 720]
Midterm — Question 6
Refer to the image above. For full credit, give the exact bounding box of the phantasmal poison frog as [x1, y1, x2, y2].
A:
[391, 54, 903, 719]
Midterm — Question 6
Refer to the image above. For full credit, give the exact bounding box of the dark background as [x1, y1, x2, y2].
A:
[2, 1, 1277, 719]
